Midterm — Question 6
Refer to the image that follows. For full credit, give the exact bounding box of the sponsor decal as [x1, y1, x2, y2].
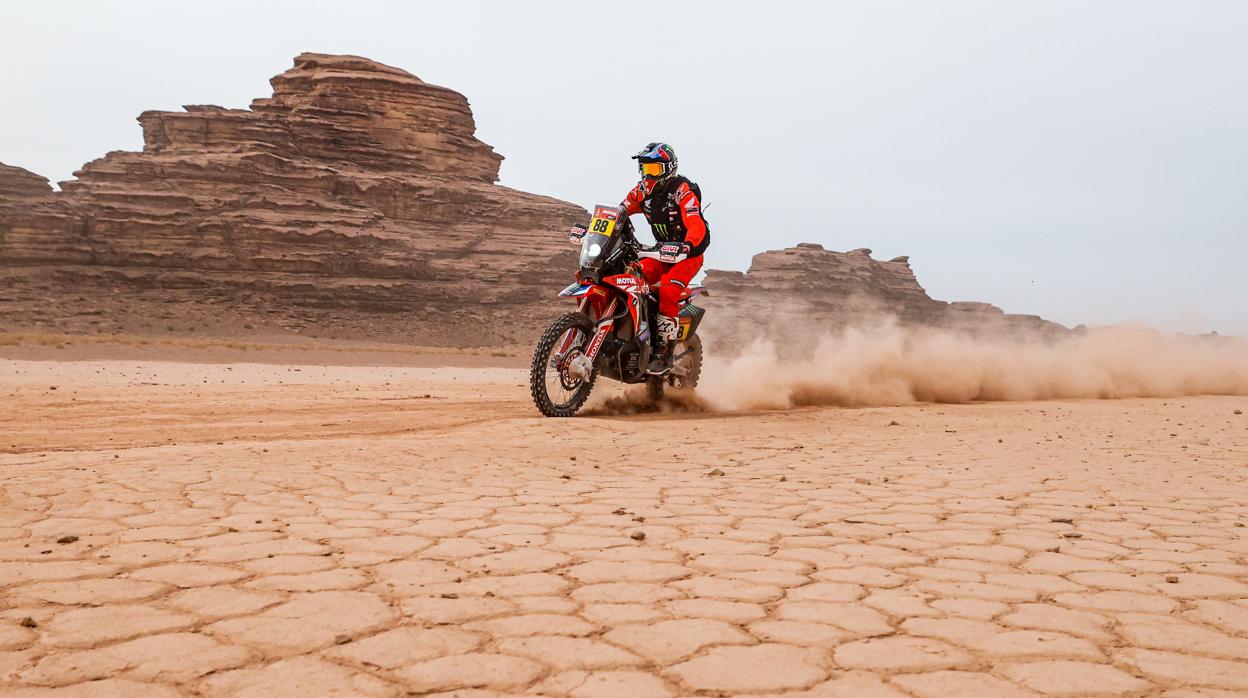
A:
[659, 243, 685, 263]
[586, 326, 608, 359]
[558, 283, 591, 297]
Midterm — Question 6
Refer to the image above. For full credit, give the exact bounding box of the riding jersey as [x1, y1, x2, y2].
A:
[621, 176, 710, 257]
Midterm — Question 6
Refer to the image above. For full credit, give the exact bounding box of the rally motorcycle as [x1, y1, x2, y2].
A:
[529, 204, 707, 417]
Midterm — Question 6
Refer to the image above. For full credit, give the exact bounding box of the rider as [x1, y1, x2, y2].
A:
[623, 142, 710, 373]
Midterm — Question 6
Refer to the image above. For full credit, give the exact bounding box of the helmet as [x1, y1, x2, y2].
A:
[631, 142, 677, 181]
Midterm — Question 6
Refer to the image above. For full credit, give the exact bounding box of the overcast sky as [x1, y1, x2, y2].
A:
[3, 1, 1245, 334]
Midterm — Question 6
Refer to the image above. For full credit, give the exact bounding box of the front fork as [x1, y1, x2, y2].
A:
[553, 297, 618, 369]
[583, 298, 618, 362]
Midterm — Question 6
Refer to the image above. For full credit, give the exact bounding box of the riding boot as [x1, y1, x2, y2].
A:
[648, 315, 679, 374]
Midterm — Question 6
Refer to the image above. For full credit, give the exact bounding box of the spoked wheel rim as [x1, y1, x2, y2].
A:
[531, 312, 598, 418]
[667, 335, 702, 391]
[542, 326, 589, 410]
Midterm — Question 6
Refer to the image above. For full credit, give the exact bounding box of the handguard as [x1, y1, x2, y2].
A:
[658, 242, 690, 264]
[637, 243, 690, 264]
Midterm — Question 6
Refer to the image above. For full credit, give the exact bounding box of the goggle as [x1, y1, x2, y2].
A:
[639, 162, 665, 177]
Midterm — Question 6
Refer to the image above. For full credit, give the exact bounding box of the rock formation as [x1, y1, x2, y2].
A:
[1, 53, 1064, 350]
[702, 243, 1066, 351]
[0, 53, 584, 345]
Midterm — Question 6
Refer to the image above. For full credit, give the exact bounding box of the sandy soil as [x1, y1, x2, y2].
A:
[2, 351, 1247, 697]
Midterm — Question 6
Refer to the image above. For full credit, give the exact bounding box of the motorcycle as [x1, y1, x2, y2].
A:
[529, 204, 707, 417]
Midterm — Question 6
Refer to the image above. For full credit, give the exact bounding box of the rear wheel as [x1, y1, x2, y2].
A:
[669, 333, 703, 390]
[647, 334, 702, 402]
[530, 312, 597, 417]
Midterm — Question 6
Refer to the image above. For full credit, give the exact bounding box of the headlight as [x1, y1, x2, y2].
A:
[587, 243, 602, 258]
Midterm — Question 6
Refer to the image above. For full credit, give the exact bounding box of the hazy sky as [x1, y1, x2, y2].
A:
[3, 1, 1245, 334]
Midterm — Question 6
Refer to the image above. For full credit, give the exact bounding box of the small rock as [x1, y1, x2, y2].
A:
[630, 531, 646, 541]
[570, 456, 577, 461]
[1062, 532, 1083, 539]
[707, 468, 725, 477]
[20, 617, 37, 628]
[887, 420, 900, 426]
[854, 477, 871, 485]
[56, 535, 78, 545]
[779, 475, 787, 482]
[1051, 517, 1074, 524]
[559, 474, 572, 480]
[334, 634, 352, 644]
[612, 508, 627, 515]
[1234, 409, 1242, 415]
[1165, 575, 1179, 583]
[441, 593, 459, 599]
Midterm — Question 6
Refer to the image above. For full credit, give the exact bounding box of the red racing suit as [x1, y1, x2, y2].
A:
[621, 176, 710, 317]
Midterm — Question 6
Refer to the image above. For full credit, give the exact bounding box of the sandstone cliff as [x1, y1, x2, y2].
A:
[0, 53, 583, 345]
[702, 243, 1066, 351]
[1, 54, 1064, 350]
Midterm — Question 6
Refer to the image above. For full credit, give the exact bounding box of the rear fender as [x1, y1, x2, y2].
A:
[676, 302, 706, 341]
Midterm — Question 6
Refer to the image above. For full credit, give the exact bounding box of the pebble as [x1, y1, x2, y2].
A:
[56, 535, 79, 544]
[630, 531, 646, 541]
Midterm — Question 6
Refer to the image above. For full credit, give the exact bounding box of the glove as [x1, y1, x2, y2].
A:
[658, 242, 690, 264]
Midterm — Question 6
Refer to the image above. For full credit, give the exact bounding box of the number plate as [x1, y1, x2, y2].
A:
[588, 205, 620, 237]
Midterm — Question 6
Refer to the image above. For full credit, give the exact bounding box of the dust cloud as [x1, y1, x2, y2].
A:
[697, 319, 1248, 411]
[584, 385, 710, 416]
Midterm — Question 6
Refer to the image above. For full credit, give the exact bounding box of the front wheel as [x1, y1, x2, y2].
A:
[530, 312, 597, 417]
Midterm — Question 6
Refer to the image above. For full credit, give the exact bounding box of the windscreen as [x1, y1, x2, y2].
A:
[579, 204, 625, 271]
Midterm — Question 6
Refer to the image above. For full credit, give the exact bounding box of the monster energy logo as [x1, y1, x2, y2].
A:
[653, 223, 669, 236]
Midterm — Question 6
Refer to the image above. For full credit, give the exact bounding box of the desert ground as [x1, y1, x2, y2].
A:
[2, 342, 1248, 697]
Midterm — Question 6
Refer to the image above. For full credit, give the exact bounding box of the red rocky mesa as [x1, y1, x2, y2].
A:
[0, 53, 583, 345]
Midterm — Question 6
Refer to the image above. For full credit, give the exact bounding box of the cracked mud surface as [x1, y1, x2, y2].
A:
[2, 358, 1247, 696]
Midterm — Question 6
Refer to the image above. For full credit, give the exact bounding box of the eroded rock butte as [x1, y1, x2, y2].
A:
[0, 53, 583, 345]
